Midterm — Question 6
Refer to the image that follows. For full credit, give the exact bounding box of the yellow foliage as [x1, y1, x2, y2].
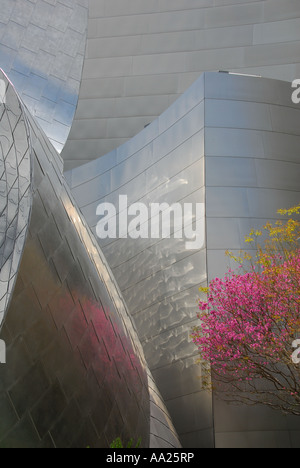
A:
[227, 204, 300, 269]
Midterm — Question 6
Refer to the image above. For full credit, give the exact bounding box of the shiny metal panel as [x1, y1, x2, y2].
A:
[2, 0, 300, 444]
[0, 71, 32, 332]
[205, 72, 300, 447]
[62, 0, 300, 169]
[0, 0, 88, 152]
[67, 77, 211, 447]
[67, 72, 300, 448]
[0, 71, 181, 448]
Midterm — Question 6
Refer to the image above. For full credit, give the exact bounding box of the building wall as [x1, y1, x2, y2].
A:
[66, 72, 300, 447]
[66, 74, 214, 447]
[1, 0, 300, 449]
[0, 71, 180, 449]
[204, 72, 300, 447]
[62, 0, 300, 169]
[0, 0, 88, 153]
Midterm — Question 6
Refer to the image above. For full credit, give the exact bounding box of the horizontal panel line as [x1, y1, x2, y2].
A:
[130, 280, 206, 318]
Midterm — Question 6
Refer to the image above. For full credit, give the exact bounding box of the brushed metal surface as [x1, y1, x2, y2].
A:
[67, 72, 300, 447]
[0, 0, 88, 153]
[0, 71, 180, 448]
[62, 0, 300, 169]
[67, 74, 212, 447]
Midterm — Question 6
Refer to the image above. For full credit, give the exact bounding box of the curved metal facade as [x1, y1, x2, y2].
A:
[0, 71, 180, 448]
[66, 72, 300, 447]
[62, 0, 300, 169]
[0, 77, 32, 329]
[1, 0, 300, 450]
[203, 72, 300, 447]
[0, 0, 88, 153]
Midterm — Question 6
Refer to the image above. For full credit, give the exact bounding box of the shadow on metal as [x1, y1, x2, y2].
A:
[0, 70, 180, 448]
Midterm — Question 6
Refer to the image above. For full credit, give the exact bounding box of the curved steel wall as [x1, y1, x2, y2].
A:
[66, 72, 300, 447]
[0, 77, 32, 329]
[0, 0, 88, 153]
[66, 73, 211, 447]
[62, 0, 300, 169]
[0, 71, 180, 448]
[1, 0, 300, 449]
[204, 72, 300, 448]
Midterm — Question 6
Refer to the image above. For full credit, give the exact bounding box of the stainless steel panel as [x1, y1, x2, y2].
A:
[205, 127, 266, 158]
[205, 99, 273, 131]
[111, 145, 154, 192]
[1, 0, 298, 169]
[133, 284, 206, 342]
[0, 71, 178, 449]
[4, 0, 300, 446]
[158, 75, 204, 134]
[113, 227, 205, 292]
[255, 159, 300, 191]
[270, 104, 300, 135]
[153, 102, 204, 161]
[204, 71, 299, 108]
[122, 250, 207, 316]
[205, 73, 300, 447]
[262, 131, 300, 163]
[206, 157, 258, 187]
[166, 391, 213, 435]
[206, 217, 264, 251]
[71, 173, 112, 207]
[0, 0, 88, 152]
[68, 72, 300, 448]
[0, 74, 31, 328]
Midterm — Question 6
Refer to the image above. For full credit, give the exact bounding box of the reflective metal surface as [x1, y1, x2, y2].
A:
[0, 0, 88, 153]
[67, 72, 300, 448]
[0, 73, 32, 328]
[67, 74, 214, 448]
[204, 72, 300, 447]
[0, 71, 181, 448]
[2, 0, 300, 448]
[62, 0, 300, 169]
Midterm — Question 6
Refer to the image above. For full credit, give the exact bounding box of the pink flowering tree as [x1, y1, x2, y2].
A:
[192, 206, 300, 416]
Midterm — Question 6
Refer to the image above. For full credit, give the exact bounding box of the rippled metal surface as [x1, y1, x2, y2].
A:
[0, 0, 88, 153]
[66, 74, 213, 447]
[0, 71, 153, 448]
[67, 72, 300, 447]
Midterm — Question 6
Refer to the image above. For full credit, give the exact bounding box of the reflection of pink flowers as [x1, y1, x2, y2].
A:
[192, 250, 300, 381]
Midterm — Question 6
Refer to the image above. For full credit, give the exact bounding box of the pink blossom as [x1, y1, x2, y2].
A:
[192, 250, 300, 384]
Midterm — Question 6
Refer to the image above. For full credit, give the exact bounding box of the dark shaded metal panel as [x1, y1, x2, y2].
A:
[0, 71, 151, 448]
